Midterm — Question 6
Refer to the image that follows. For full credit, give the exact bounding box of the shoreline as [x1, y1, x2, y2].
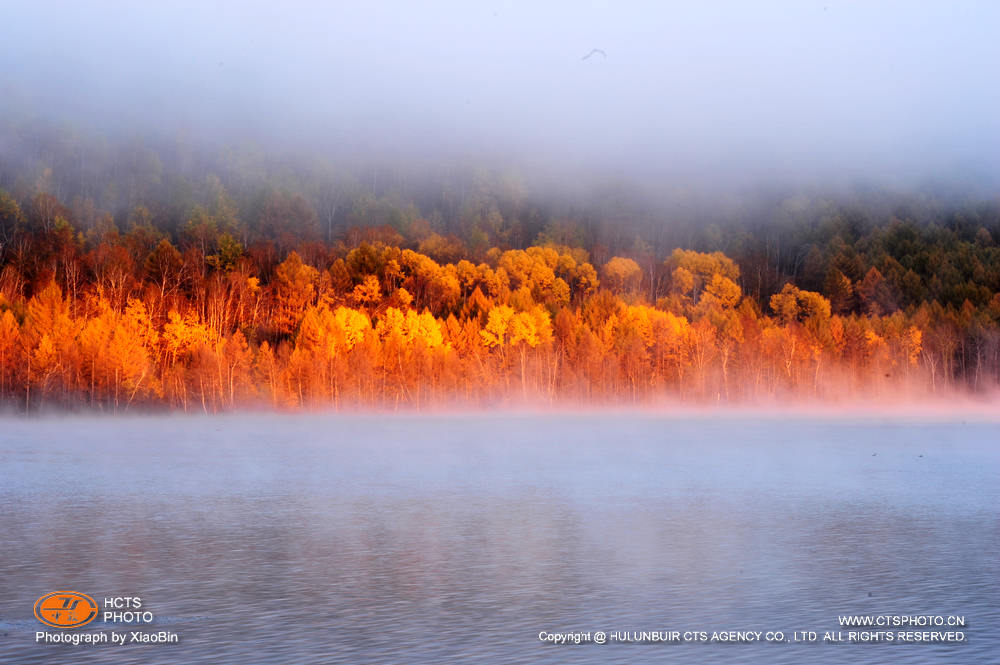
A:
[2, 396, 998, 423]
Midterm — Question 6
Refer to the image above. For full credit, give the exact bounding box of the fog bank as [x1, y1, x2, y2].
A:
[3, 1, 999, 191]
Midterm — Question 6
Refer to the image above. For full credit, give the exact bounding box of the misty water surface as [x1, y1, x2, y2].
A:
[0, 413, 997, 664]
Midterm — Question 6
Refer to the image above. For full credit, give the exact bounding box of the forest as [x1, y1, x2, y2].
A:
[1, 122, 999, 411]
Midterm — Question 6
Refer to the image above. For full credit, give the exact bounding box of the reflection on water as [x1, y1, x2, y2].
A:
[1, 414, 997, 664]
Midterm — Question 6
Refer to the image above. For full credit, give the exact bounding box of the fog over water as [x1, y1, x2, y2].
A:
[3, 1, 999, 190]
[2, 414, 998, 663]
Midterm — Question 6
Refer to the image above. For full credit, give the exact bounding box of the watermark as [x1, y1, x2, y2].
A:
[539, 630, 790, 645]
[538, 618, 968, 647]
[32, 590, 179, 648]
[34, 591, 99, 629]
[838, 615, 965, 627]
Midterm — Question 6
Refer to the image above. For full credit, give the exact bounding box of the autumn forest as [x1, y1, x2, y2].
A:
[1, 126, 999, 412]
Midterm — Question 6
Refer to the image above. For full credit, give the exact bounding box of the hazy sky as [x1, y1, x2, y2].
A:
[3, 0, 999, 187]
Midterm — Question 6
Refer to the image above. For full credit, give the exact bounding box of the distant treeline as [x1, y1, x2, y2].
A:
[0, 126, 999, 410]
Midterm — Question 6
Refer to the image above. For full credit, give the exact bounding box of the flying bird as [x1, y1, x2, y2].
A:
[581, 48, 606, 61]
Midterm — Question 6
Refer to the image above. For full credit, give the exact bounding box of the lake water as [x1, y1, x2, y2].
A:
[0, 413, 997, 664]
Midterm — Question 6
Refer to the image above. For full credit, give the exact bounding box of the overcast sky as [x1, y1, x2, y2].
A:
[3, 0, 999, 188]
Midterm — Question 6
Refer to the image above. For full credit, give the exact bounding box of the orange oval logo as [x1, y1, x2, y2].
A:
[34, 591, 99, 629]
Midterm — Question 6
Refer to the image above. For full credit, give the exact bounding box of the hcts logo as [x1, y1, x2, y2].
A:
[33, 591, 99, 629]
